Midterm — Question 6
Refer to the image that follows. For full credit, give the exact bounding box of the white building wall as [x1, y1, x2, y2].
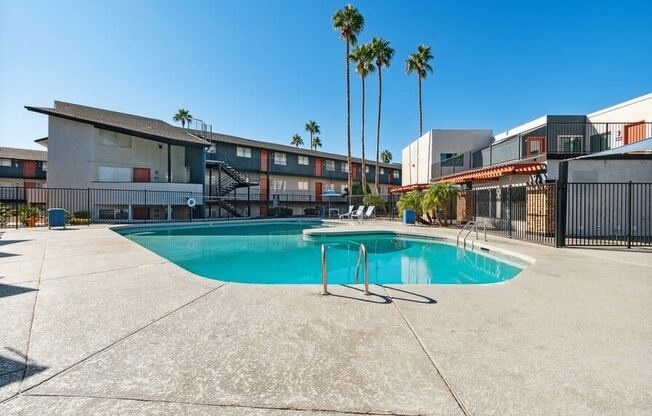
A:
[587, 93, 652, 123]
[401, 129, 494, 186]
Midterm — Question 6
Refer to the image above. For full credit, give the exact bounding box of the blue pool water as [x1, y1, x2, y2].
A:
[116, 221, 524, 284]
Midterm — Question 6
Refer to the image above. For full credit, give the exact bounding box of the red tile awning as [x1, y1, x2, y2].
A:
[388, 183, 431, 194]
[435, 162, 545, 184]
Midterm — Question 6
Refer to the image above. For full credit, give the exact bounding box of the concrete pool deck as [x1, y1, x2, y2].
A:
[0, 221, 650, 415]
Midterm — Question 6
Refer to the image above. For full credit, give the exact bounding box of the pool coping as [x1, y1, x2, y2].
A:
[303, 224, 536, 267]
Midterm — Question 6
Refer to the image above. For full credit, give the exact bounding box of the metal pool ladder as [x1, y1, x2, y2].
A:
[457, 221, 487, 248]
[321, 243, 369, 296]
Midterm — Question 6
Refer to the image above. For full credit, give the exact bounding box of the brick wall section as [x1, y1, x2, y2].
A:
[526, 185, 555, 235]
[456, 192, 474, 223]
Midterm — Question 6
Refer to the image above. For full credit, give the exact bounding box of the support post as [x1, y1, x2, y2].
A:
[627, 180, 632, 249]
[555, 161, 568, 247]
[87, 188, 91, 225]
[167, 143, 172, 183]
[247, 186, 251, 217]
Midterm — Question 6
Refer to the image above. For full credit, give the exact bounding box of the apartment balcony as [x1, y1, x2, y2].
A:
[431, 121, 652, 181]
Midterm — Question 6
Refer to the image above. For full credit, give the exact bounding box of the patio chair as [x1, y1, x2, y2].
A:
[350, 205, 365, 220]
[339, 205, 355, 219]
[363, 205, 376, 219]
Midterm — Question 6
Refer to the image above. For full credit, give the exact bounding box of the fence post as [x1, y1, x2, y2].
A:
[15, 185, 19, 229]
[87, 188, 91, 225]
[627, 180, 632, 249]
[508, 186, 513, 238]
[555, 161, 568, 247]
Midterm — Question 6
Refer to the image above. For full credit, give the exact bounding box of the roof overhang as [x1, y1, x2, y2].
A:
[435, 162, 546, 184]
[25, 106, 209, 148]
[572, 137, 652, 159]
[388, 183, 432, 194]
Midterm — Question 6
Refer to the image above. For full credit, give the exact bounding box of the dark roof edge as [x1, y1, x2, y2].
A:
[25, 106, 210, 148]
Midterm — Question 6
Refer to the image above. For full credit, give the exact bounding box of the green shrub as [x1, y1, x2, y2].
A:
[17, 205, 41, 225]
[351, 182, 371, 206]
[396, 191, 423, 217]
[303, 207, 319, 216]
[68, 217, 91, 225]
[269, 207, 293, 217]
[362, 193, 386, 215]
[0, 205, 9, 226]
[73, 211, 90, 219]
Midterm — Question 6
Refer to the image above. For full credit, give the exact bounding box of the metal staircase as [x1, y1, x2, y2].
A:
[205, 155, 257, 218]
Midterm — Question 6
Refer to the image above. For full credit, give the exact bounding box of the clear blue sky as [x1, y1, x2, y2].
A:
[1, 0, 651, 161]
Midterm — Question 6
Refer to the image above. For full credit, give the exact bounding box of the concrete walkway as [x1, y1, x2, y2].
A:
[0, 222, 650, 415]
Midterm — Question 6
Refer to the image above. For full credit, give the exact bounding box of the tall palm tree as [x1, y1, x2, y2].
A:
[290, 134, 303, 148]
[332, 4, 364, 203]
[350, 43, 375, 193]
[311, 136, 322, 150]
[405, 45, 433, 137]
[381, 149, 392, 163]
[304, 120, 320, 149]
[370, 37, 394, 194]
[172, 108, 193, 128]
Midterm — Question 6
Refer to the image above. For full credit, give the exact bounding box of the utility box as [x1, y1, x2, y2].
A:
[47, 208, 66, 229]
[403, 209, 416, 225]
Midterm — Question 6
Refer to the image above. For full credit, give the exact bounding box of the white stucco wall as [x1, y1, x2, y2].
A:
[401, 129, 494, 186]
[587, 93, 652, 123]
[47, 117, 191, 188]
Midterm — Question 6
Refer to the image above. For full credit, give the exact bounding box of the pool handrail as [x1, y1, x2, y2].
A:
[321, 242, 369, 296]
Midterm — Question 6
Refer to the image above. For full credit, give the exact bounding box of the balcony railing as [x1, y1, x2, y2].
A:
[431, 121, 652, 180]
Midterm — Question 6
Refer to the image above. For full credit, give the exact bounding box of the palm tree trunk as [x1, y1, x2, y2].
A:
[310, 132, 313, 150]
[418, 75, 423, 137]
[345, 39, 353, 203]
[361, 75, 366, 194]
[375, 66, 382, 194]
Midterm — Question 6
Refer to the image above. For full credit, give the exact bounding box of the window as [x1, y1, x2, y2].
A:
[558, 135, 583, 153]
[341, 162, 349, 172]
[271, 179, 286, 191]
[380, 168, 385, 175]
[325, 160, 335, 171]
[298, 155, 309, 165]
[298, 181, 309, 191]
[590, 132, 611, 152]
[393, 170, 400, 179]
[99, 129, 131, 147]
[274, 152, 287, 165]
[440, 153, 457, 161]
[98, 166, 132, 182]
[236, 146, 252, 158]
[0, 158, 11, 167]
[365, 166, 370, 173]
[41, 162, 47, 171]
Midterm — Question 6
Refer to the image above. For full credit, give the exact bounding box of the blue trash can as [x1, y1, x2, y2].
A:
[403, 209, 416, 225]
[48, 208, 66, 229]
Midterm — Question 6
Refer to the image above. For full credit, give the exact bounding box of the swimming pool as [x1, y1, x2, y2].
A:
[116, 221, 524, 285]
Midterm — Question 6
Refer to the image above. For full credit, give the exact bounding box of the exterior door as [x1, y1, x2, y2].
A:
[315, 158, 323, 177]
[624, 121, 646, 144]
[352, 164, 358, 181]
[259, 177, 269, 201]
[23, 160, 36, 178]
[526, 136, 546, 156]
[260, 150, 268, 172]
[315, 182, 322, 202]
[132, 207, 150, 220]
[133, 167, 151, 183]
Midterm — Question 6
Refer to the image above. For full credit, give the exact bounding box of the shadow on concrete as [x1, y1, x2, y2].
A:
[0, 283, 37, 299]
[378, 285, 438, 304]
[0, 239, 31, 246]
[327, 284, 392, 304]
[0, 348, 47, 388]
[0, 252, 20, 259]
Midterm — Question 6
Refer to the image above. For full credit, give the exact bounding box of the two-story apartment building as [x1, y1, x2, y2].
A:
[25, 101, 402, 220]
[205, 133, 401, 217]
[26, 101, 208, 221]
[0, 146, 47, 187]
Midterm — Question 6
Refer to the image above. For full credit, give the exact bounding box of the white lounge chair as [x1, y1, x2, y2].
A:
[339, 205, 355, 219]
[350, 205, 365, 220]
[363, 205, 376, 219]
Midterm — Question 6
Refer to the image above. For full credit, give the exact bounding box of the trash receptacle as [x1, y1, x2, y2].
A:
[47, 208, 66, 229]
[403, 209, 416, 225]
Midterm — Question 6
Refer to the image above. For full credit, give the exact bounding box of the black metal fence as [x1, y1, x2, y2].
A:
[0, 186, 397, 228]
[456, 182, 651, 248]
